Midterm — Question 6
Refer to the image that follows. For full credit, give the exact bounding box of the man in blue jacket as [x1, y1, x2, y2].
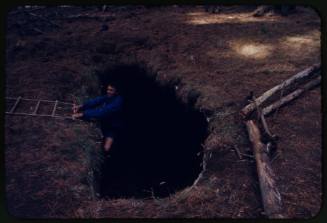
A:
[72, 83, 123, 154]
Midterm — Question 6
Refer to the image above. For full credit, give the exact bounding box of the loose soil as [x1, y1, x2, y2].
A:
[5, 5, 321, 218]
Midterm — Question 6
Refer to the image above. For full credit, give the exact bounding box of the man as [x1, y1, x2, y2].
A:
[72, 83, 123, 155]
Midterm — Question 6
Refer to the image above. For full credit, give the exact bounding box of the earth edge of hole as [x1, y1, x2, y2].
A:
[89, 63, 210, 199]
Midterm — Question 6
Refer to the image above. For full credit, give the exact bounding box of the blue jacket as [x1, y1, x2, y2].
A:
[81, 95, 124, 129]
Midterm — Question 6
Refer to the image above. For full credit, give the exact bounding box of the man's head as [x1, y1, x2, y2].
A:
[106, 84, 118, 97]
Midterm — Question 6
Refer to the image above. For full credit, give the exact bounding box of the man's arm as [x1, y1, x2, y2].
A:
[82, 96, 123, 120]
[79, 95, 108, 111]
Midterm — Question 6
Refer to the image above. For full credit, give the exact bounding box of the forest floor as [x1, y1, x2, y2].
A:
[5, 5, 321, 218]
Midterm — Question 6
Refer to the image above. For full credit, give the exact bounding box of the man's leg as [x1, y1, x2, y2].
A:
[103, 137, 114, 152]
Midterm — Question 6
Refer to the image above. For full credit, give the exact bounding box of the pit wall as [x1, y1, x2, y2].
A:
[89, 59, 224, 194]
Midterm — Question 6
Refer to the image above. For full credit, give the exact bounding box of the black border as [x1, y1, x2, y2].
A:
[1, 1, 325, 222]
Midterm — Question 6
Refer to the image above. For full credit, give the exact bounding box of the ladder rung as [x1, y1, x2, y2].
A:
[33, 100, 41, 115]
[9, 96, 22, 113]
[51, 100, 58, 116]
[5, 96, 77, 121]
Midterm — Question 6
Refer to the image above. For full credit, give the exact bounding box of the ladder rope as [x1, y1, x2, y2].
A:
[6, 97, 74, 105]
[5, 96, 77, 120]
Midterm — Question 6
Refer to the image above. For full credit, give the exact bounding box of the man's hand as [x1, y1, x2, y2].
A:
[72, 112, 83, 120]
[72, 104, 82, 114]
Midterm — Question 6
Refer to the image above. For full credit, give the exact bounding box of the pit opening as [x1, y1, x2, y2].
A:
[95, 65, 208, 199]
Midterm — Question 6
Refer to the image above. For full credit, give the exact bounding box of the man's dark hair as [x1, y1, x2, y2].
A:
[102, 79, 122, 94]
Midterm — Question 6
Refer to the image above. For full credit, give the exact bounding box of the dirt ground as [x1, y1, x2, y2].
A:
[5, 5, 321, 218]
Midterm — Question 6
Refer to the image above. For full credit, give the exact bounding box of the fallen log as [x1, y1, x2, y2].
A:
[241, 64, 320, 117]
[245, 120, 284, 218]
[251, 95, 275, 139]
[262, 75, 321, 116]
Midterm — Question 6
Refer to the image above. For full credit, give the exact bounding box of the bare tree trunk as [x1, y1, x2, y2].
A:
[245, 120, 284, 218]
[262, 75, 321, 116]
[241, 64, 320, 117]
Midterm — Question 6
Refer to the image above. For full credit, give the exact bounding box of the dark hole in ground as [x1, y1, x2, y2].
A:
[95, 65, 208, 199]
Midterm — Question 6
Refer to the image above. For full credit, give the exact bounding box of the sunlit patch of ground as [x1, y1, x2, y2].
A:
[185, 11, 278, 25]
[229, 41, 273, 59]
[206, 30, 319, 61]
[280, 30, 320, 51]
